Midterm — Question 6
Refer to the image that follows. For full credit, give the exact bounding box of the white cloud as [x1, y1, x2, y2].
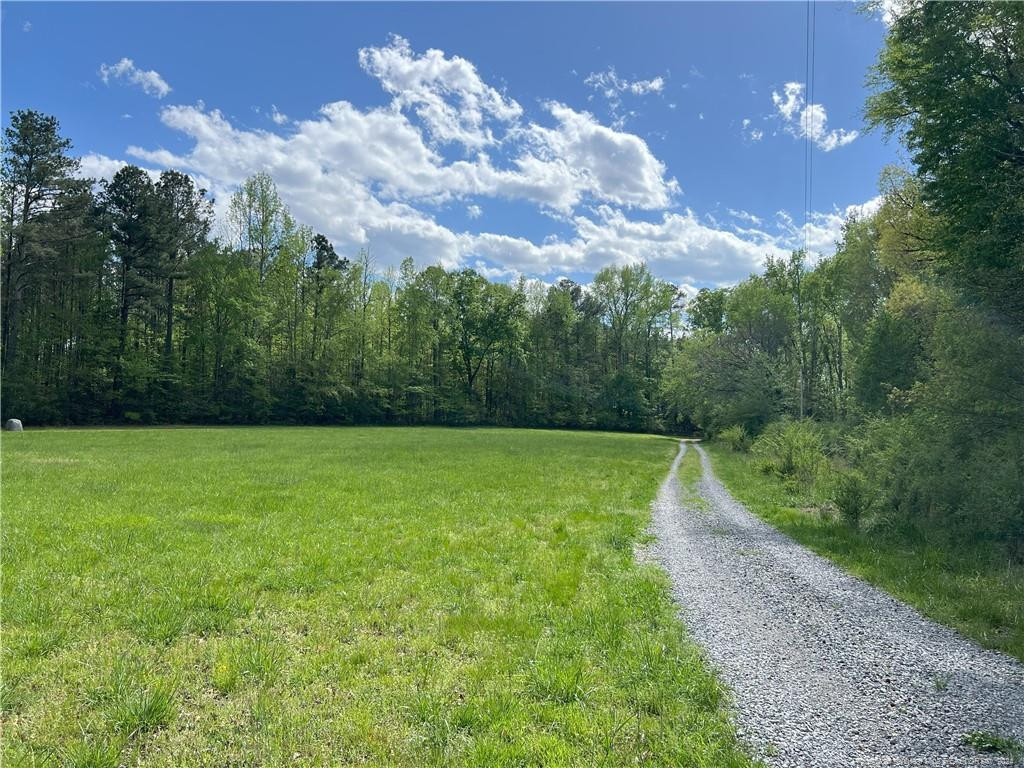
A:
[583, 66, 666, 128]
[522, 102, 679, 211]
[97, 38, 876, 289]
[741, 118, 764, 143]
[99, 58, 171, 99]
[130, 92, 676, 217]
[875, 0, 904, 26]
[775, 195, 884, 259]
[585, 67, 665, 98]
[771, 82, 857, 151]
[270, 105, 289, 125]
[358, 34, 521, 148]
[728, 209, 763, 226]
[23, 21, 32, 32]
[77, 153, 162, 184]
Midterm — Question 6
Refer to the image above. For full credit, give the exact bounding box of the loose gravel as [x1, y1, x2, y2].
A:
[649, 442, 1024, 767]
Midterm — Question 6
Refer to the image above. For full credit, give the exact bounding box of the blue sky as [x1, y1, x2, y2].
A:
[2, 2, 899, 290]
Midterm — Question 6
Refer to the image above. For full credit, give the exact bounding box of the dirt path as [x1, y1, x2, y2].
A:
[649, 442, 1024, 767]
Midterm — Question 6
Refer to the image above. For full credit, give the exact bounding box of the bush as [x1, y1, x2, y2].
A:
[718, 425, 750, 452]
[832, 471, 871, 529]
[752, 420, 825, 484]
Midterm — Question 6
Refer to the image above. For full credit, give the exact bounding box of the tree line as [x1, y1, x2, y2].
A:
[1, 124, 683, 430]
[662, 1, 1023, 554]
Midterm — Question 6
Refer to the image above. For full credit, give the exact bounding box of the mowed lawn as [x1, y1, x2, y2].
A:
[2, 427, 753, 768]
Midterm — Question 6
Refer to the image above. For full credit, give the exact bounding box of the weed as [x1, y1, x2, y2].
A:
[237, 634, 285, 684]
[962, 730, 1024, 761]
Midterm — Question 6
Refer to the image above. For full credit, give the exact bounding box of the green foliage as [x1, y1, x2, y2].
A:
[109, 680, 176, 736]
[718, 425, 750, 452]
[656, 2, 1024, 560]
[961, 731, 1024, 761]
[751, 420, 825, 484]
[867, 2, 1024, 329]
[831, 471, 871, 529]
[687, 287, 727, 333]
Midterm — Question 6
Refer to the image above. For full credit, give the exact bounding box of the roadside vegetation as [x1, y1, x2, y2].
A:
[705, 438, 1024, 661]
[2, 427, 754, 768]
[661, 2, 1023, 643]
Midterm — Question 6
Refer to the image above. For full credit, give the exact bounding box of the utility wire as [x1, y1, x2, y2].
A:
[809, 0, 816, 258]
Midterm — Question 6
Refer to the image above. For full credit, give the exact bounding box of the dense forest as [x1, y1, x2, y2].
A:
[2, 4, 1021, 548]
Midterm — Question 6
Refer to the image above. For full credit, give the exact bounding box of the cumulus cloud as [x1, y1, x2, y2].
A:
[775, 195, 884, 259]
[128, 90, 677, 216]
[98, 37, 875, 288]
[522, 102, 679, 210]
[358, 34, 521, 148]
[77, 153, 162, 184]
[99, 57, 172, 98]
[771, 82, 857, 151]
[874, 0, 905, 26]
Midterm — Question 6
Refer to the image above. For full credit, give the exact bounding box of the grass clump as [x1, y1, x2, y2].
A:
[961, 730, 1023, 761]
[109, 680, 176, 736]
[57, 738, 124, 768]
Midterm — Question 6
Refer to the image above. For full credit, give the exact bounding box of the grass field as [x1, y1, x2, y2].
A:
[2, 427, 754, 768]
[706, 443, 1024, 662]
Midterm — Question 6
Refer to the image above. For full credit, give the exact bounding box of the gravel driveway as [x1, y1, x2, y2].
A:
[649, 442, 1024, 767]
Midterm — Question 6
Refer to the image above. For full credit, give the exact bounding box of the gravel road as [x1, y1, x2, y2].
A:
[649, 441, 1024, 767]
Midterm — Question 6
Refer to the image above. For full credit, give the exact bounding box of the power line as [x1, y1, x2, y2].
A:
[809, 0, 816, 258]
[804, 0, 809, 258]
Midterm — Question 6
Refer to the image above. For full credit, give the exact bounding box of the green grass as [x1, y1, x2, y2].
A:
[705, 443, 1024, 662]
[961, 730, 1024, 762]
[2, 427, 754, 767]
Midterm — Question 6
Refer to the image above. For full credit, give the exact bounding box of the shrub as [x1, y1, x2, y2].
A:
[832, 471, 871, 529]
[752, 420, 825, 484]
[718, 425, 750, 452]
